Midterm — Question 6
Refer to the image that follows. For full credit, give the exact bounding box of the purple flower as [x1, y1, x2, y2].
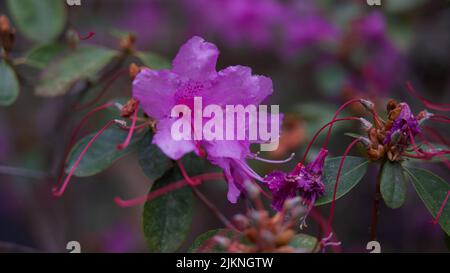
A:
[348, 12, 404, 94]
[280, 1, 339, 56]
[184, 0, 283, 49]
[118, 0, 166, 47]
[384, 103, 421, 144]
[132, 36, 274, 203]
[264, 148, 328, 212]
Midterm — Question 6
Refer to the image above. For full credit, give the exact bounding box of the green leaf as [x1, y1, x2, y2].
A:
[189, 229, 236, 253]
[35, 46, 118, 97]
[380, 161, 407, 209]
[386, 0, 427, 13]
[289, 234, 318, 252]
[316, 64, 346, 97]
[143, 168, 194, 252]
[66, 125, 143, 177]
[25, 43, 66, 69]
[0, 60, 19, 106]
[405, 167, 450, 236]
[292, 102, 351, 142]
[136, 51, 171, 70]
[316, 156, 369, 206]
[6, 0, 66, 43]
[138, 132, 173, 181]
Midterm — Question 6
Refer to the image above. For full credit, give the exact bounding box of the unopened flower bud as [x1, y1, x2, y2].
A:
[386, 99, 398, 112]
[0, 15, 15, 52]
[360, 99, 375, 111]
[358, 137, 372, 148]
[359, 117, 373, 131]
[129, 63, 141, 80]
[417, 110, 433, 123]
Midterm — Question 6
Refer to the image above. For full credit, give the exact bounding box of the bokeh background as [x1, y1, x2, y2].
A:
[0, 0, 449, 252]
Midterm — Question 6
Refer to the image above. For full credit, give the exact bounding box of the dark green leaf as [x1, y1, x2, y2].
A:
[189, 229, 237, 253]
[143, 168, 193, 252]
[405, 167, 450, 236]
[6, 0, 66, 43]
[136, 51, 171, 70]
[380, 161, 407, 209]
[0, 60, 19, 106]
[66, 125, 143, 177]
[36, 46, 118, 97]
[316, 156, 369, 206]
[180, 153, 221, 177]
[289, 234, 318, 252]
[25, 43, 66, 69]
[139, 132, 173, 181]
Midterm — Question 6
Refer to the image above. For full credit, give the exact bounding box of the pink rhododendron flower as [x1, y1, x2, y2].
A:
[133, 36, 277, 203]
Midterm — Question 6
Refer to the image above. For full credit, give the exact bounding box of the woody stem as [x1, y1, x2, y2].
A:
[370, 160, 385, 241]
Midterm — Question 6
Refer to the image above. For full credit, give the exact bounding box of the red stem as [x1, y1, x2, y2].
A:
[300, 117, 361, 166]
[326, 138, 360, 235]
[432, 190, 450, 225]
[406, 81, 450, 112]
[114, 172, 224, 207]
[53, 120, 116, 197]
[117, 101, 139, 150]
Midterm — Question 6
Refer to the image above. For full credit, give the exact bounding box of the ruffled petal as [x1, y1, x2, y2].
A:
[172, 36, 219, 81]
[132, 69, 178, 120]
[152, 118, 196, 160]
[207, 65, 273, 106]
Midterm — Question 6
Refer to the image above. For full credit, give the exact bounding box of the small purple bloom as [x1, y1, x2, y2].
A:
[280, 1, 339, 56]
[184, 0, 283, 49]
[265, 148, 328, 212]
[118, 0, 166, 47]
[384, 102, 421, 144]
[133, 36, 274, 203]
[348, 12, 404, 94]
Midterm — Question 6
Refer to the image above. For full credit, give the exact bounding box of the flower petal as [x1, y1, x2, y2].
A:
[132, 69, 178, 119]
[152, 118, 196, 160]
[207, 65, 273, 106]
[172, 36, 219, 81]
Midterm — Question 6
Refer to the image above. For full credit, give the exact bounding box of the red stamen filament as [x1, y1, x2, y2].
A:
[117, 101, 139, 150]
[432, 190, 450, 225]
[429, 114, 450, 124]
[114, 172, 224, 207]
[425, 126, 450, 146]
[54, 102, 114, 189]
[176, 160, 238, 231]
[75, 30, 95, 41]
[309, 208, 341, 253]
[326, 138, 360, 236]
[300, 117, 361, 166]
[406, 82, 450, 112]
[324, 98, 362, 148]
[53, 120, 116, 197]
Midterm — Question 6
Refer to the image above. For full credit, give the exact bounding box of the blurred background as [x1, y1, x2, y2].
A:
[0, 0, 449, 252]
